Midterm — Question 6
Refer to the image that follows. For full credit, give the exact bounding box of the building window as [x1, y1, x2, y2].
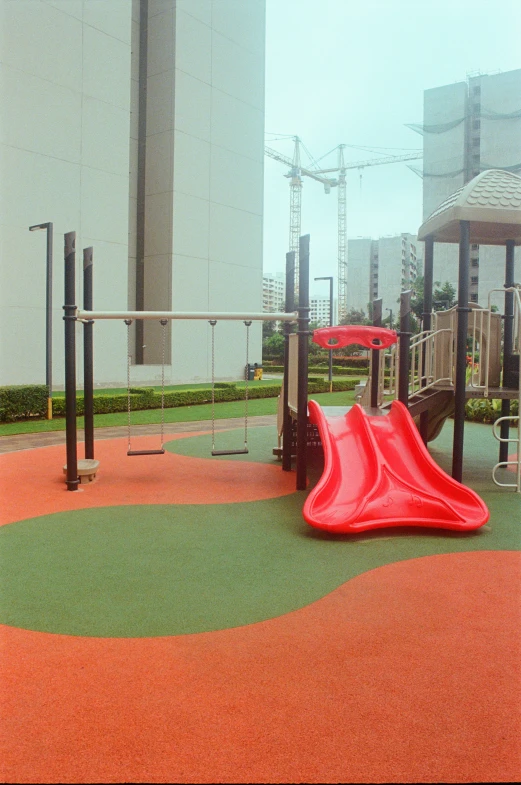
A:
[471, 276, 479, 284]
[473, 119, 480, 130]
[470, 293, 479, 303]
[471, 258, 479, 267]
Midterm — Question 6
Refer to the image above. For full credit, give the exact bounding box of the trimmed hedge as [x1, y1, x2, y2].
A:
[267, 365, 369, 376]
[0, 377, 359, 423]
[0, 385, 48, 422]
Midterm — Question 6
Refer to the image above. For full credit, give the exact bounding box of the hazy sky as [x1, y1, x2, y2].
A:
[262, 0, 521, 291]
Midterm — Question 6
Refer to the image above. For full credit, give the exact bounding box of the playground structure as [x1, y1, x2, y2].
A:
[277, 170, 521, 526]
[63, 170, 520, 535]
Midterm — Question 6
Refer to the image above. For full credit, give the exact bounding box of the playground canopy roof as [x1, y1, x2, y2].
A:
[418, 169, 521, 245]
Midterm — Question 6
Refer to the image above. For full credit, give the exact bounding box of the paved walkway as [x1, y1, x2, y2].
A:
[0, 415, 278, 454]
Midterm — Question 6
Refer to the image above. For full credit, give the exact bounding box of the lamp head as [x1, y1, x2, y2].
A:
[29, 223, 50, 231]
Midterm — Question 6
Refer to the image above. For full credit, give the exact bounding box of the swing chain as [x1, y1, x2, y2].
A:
[125, 319, 133, 452]
[243, 320, 252, 448]
[209, 320, 217, 451]
[160, 319, 168, 447]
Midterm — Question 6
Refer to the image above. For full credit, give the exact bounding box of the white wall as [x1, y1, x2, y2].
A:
[1, 0, 267, 389]
[0, 0, 132, 388]
[169, 0, 266, 382]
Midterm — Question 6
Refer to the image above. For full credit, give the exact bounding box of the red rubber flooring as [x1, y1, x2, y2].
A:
[1, 431, 520, 783]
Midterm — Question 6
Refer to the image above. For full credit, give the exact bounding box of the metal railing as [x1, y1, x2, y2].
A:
[408, 326, 454, 396]
[491, 285, 521, 492]
[492, 416, 520, 492]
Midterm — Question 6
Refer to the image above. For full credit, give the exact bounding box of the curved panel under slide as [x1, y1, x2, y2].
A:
[303, 400, 489, 534]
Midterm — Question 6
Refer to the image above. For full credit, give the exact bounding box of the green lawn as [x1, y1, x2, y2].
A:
[0, 390, 357, 436]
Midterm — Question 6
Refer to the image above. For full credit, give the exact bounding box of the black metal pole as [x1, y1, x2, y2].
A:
[315, 276, 334, 391]
[398, 290, 412, 407]
[328, 277, 333, 392]
[296, 235, 310, 491]
[83, 247, 94, 461]
[452, 221, 470, 482]
[135, 0, 149, 365]
[282, 251, 295, 471]
[64, 232, 79, 491]
[45, 223, 54, 419]
[499, 239, 516, 463]
[370, 298, 382, 409]
[420, 235, 434, 443]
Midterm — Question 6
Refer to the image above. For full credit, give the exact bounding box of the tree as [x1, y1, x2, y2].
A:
[339, 308, 371, 326]
[262, 332, 284, 359]
[433, 281, 456, 310]
[410, 276, 457, 324]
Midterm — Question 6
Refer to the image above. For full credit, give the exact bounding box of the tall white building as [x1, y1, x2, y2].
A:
[0, 0, 266, 388]
[262, 272, 285, 313]
[310, 297, 333, 327]
[346, 234, 420, 319]
[413, 69, 521, 303]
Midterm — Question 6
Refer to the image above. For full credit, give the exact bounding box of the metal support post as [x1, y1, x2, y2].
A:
[315, 276, 334, 392]
[452, 221, 470, 482]
[420, 235, 434, 442]
[499, 240, 516, 463]
[371, 299, 382, 408]
[83, 248, 94, 460]
[64, 232, 79, 491]
[398, 290, 412, 407]
[282, 251, 296, 471]
[29, 221, 54, 418]
[296, 235, 310, 491]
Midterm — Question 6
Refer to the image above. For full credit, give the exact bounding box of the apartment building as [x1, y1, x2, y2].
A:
[262, 272, 285, 313]
[346, 234, 420, 319]
[415, 69, 521, 304]
[0, 0, 266, 387]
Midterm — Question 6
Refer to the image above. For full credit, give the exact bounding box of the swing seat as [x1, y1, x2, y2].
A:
[211, 448, 249, 456]
[127, 449, 165, 456]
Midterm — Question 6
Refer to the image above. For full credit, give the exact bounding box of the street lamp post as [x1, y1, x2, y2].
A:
[314, 276, 334, 392]
[386, 307, 393, 330]
[29, 222, 53, 419]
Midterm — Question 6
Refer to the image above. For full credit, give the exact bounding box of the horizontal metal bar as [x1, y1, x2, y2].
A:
[76, 310, 298, 322]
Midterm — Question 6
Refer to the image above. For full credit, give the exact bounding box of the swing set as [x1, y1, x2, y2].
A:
[123, 317, 254, 458]
[63, 230, 302, 491]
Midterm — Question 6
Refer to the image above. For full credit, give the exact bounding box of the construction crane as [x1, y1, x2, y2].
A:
[315, 147, 424, 321]
[265, 138, 423, 319]
[264, 137, 335, 296]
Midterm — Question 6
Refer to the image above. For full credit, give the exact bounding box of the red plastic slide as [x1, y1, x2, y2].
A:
[303, 400, 489, 534]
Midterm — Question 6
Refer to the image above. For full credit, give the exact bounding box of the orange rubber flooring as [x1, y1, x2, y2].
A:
[1, 427, 520, 784]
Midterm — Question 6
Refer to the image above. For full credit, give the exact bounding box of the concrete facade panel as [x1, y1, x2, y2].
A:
[211, 90, 264, 162]
[172, 132, 211, 201]
[211, 30, 264, 109]
[81, 168, 130, 245]
[147, 6, 175, 78]
[210, 147, 263, 215]
[209, 203, 263, 267]
[82, 0, 133, 44]
[82, 25, 132, 111]
[175, 9, 212, 84]
[173, 70, 212, 142]
[0, 0, 82, 90]
[171, 193, 209, 260]
[145, 132, 174, 197]
[1, 67, 82, 162]
[81, 96, 131, 176]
